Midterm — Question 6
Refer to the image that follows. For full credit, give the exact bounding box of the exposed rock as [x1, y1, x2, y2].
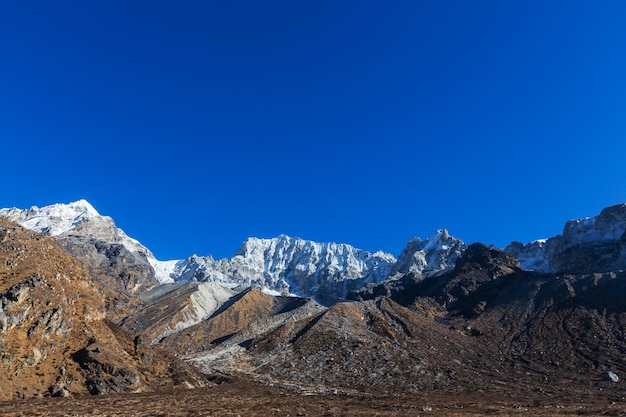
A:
[72, 342, 141, 394]
[506, 203, 626, 274]
[159, 288, 323, 355]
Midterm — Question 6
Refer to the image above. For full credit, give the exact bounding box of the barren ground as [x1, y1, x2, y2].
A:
[1, 377, 625, 417]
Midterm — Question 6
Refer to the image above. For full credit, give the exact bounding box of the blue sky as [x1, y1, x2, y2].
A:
[2, 1, 626, 260]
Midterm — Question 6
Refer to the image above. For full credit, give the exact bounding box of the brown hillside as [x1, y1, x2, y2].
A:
[0, 219, 205, 400]
[159, 288, 276, 354]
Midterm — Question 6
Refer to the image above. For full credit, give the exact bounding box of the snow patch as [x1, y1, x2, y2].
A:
[147, 258, 179, 284]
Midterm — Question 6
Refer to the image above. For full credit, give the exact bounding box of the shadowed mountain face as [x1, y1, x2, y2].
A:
[340, 244, 626, 394]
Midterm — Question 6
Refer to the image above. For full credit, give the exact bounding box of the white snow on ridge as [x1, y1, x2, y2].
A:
[147, 258, 179, 284]
[0, 199, 100, 236]
[0, 199, 154, 257]
[261, 288, 283, 296]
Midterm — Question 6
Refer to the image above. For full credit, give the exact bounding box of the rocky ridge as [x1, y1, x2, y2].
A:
[387, 228, 466, 279]
[163, 235, 399, 305]
[506, 203, 626, 274]
[118, 281, 237, 344]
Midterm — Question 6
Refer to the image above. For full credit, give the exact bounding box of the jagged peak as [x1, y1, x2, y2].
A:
[234, 234, 394, 259]
[405, 229, 463, 249]
[505, 202, 626, 273]
[433, 228, 450, 241]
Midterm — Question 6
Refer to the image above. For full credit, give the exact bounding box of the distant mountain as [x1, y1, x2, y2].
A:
[0, 201, 463, 305]
[158, 235, 396, 305]
[505, 203, 626, 274]
[388, 229, 466, 279]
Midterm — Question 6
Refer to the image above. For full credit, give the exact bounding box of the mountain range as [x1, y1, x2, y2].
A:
[3, 199, 626, 406]
[0, 199, 465, 306]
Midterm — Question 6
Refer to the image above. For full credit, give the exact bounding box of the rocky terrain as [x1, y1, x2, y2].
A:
[3, 200, 626, 415]
[0, 218, 206, 400]
[2, 376, 624, 416]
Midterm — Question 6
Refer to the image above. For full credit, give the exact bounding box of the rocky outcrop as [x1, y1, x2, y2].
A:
[352, 243, 524, 314]
[72, 339, 141, 395]
[506, 203, 626, 274]
[56, 229, 157, 316]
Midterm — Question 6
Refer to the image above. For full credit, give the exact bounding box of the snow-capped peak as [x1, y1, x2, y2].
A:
[0, 200, 154, 257]
[0, 199, 100, 236]
[159, 234, 398, 305]
[0, 200, 471, 304]
[388, 229, 466, 279]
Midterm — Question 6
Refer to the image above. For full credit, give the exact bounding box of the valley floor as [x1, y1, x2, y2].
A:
[1, 378, 625, 417]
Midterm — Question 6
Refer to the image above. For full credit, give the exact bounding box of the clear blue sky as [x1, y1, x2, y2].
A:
[2, 1, 626, 260]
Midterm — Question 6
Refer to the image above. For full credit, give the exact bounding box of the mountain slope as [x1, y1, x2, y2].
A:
[346, 243, 626, 394]
[180, 242, 626, 398]
[118, 281, 237, 344]
[0, 201, 160, 317]
[4, 199, 626, 402]
[0, 218, 205, 400]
